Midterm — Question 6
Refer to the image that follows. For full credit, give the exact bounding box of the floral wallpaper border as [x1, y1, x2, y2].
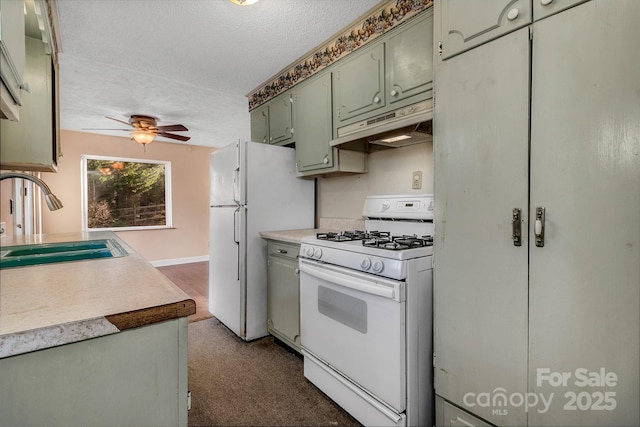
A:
[247, 0, 433, 111]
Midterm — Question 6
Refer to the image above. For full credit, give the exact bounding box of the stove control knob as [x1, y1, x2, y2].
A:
[372, 259, 384, 273]
[313, 248, 323, 259]
[360, 257, 372, 270]
[305, 246, 315, 257]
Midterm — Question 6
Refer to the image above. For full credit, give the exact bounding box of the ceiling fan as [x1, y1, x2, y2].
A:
[87, 115, 191, 145]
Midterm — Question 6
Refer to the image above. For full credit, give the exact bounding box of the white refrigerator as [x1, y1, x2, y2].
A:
[209, 141, 314, 340]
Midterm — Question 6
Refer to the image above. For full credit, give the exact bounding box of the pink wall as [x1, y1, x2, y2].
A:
[31, 130, 214, 263]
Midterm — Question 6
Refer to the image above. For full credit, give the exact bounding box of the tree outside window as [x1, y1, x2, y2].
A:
[82, 155, 172, 231]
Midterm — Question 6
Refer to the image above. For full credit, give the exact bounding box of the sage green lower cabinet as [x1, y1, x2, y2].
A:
[0, 318, 189, 427]
[267, 240, 301, 352]
[435, 396, 491, 427]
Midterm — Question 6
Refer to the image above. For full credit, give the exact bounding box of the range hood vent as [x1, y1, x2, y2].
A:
[330, 99, 433, 152]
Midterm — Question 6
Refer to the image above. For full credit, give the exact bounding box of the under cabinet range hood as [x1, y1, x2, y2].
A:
[330, 99, 433, 152]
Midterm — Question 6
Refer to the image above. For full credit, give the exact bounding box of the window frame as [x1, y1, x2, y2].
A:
[81, 154, 173, 232]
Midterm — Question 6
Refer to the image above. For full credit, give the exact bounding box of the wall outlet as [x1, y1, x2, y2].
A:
[412, 171, 423, 190]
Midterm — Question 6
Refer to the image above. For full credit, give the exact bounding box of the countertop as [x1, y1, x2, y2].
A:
[259, 229, 325, 245]
[0, 231, 195, 358]
[259, 218, 366, 245]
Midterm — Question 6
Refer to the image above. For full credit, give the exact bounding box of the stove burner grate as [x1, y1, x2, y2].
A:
[362, 234, 434, 250]
[316, 230, 390, 242]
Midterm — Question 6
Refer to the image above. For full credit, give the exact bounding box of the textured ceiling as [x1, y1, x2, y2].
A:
[55, 0, 383, 148]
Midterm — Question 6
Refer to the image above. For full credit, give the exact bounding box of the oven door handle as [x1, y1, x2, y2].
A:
[300, 261, 399, 301]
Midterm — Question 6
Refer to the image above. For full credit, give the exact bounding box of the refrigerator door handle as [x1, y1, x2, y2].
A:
[234, 206, 241, 280]
[233, 140, 241, 205]
[233, 207, 240, 244]
[233, 167, 240, 205]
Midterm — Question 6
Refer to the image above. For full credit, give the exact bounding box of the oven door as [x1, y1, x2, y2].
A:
[299, 258, 406, 412]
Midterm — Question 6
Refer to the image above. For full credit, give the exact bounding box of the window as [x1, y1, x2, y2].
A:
[81, 155, 172, 231]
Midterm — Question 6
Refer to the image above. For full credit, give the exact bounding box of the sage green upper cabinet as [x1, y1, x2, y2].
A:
[250, 93, 293, 146]
[332, 42, 385, 127]
[439, 0, 531, 59]
[333, 11, 434, 134]
[386, 11, 433, 107]
[293, 73, 333, 172]
[1, 36, 59, 172]
[250, 104, 269, 144]
[0, 0, 26, 121]
[268, 93, 293, 145]
[532, 0, 590, 21]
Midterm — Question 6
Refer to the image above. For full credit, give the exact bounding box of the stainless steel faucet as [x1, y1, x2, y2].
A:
[0, 172, 64, 211]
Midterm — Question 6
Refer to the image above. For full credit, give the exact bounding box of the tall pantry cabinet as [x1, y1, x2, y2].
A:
[433, 1, 640, 426]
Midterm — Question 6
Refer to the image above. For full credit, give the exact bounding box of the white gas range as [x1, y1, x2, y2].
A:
[299, 194, 434, 427]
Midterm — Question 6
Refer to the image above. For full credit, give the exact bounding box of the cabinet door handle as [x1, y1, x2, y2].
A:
[390, 90, 398, 97]
[534, 207, 546, 247]
[507, 8, 519, 20]
[276, 249, 288, 254]
[541, 0, 553, 5]
[373, 96, 381, 104]
[512, 208, 522, 246]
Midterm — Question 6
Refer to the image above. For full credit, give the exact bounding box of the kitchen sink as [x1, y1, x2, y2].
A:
[0, 239, 128, 269]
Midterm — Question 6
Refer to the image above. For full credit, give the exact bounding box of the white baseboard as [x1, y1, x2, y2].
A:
[151, 255, 208, 267]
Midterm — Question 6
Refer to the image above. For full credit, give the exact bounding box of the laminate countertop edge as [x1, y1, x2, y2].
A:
[0, 300, 196, 359]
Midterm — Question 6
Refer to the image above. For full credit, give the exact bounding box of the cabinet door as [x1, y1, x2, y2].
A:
[268, 94, 293, 145]
[332, 42, 385, 126]
[0, 0, 26, 121]
[386, 11, 433, 107]
[1, 37, 58, 172]
[528, 2, 640, 426]
[433, 28, 530, 427]
[294, 73, 333, 172]
[438, 397, 492, 427]
[250, 105, 269, 144]
[533, 0, 590, 21]
[267, 251, 300, 349]
[440, 0, 531, 59]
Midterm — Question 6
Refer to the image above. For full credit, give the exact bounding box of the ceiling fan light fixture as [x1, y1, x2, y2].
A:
[229, 0, 259, 5]
[131, 130, 156, 145]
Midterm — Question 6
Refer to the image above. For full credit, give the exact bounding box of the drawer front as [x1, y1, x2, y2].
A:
[268, 241, 299, 260]
[436, 396, 491, 427]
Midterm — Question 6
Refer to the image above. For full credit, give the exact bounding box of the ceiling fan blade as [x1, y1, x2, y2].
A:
[82, 128, 130, 131]
[157, 132, 191, 142]
[106, 116, 133, 126]
[156, 124, 188, 132]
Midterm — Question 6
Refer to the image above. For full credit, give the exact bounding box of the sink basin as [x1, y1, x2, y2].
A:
[0, 239, 128, 269]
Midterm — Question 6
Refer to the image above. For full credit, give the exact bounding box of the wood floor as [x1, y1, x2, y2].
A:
[157, 261, 212, 323]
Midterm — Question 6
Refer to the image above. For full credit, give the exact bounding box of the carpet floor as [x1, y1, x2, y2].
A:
[158, 262, 360, 426]
[187, 317, 361, 427]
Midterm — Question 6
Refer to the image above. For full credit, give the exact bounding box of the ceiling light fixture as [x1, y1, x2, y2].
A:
[229, 0, 259, 5]
[131, 130, 156, 145]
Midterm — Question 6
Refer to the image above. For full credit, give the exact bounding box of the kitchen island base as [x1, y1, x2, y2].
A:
[0, 317, 189, 427]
